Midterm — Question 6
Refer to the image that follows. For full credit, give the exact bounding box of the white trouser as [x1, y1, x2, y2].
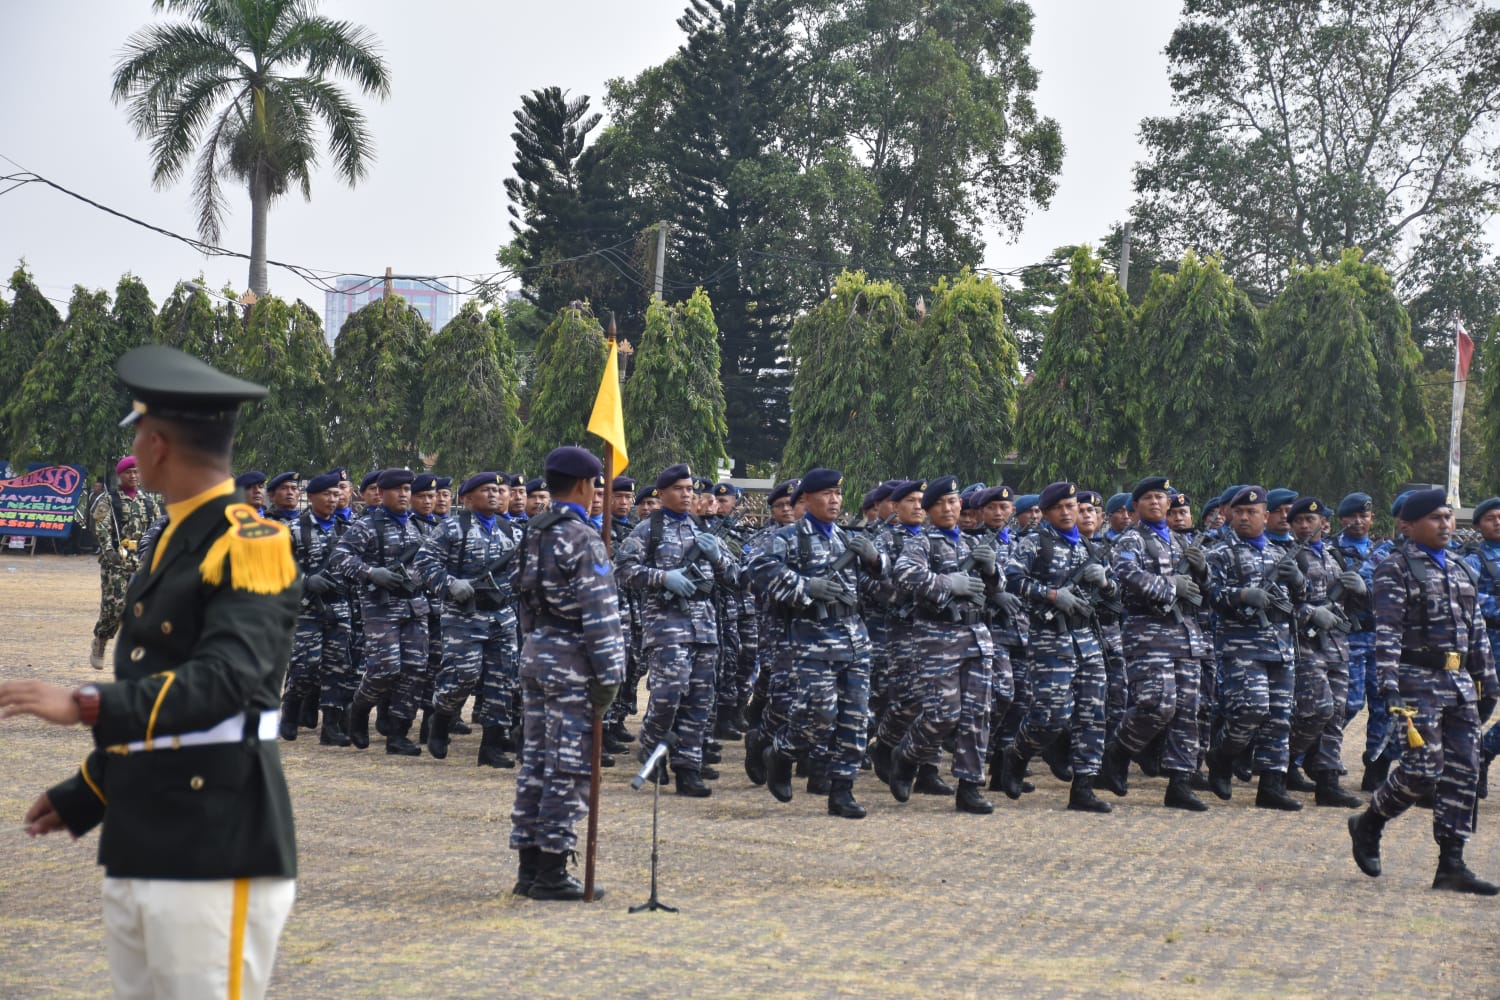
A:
[102, 875, 296, 1000]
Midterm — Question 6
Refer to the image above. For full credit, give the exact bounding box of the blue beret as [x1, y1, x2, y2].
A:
[796, 467, 844, 501]
[268, 471, 299, 491]
[960, 482, 988, 499]
[377, 468, 414, 490]
[1014, 493, 1041, 515]
[496, 473, 520, 488]
[324, 467, 350, 483]
[656, 464, 692, 490]
[634, 485, 660, 505]
[1400, 488, 1451, 522]
[435, 476, 453, 491]
[693, 477, 713, 494]
[870, 481, 895, 504]
[235, 470, 267, 489]
[1230, 485, 1266, 507]
[412, 473, 438, 494]
[524, 477, 544, 494]
[1219, 485, 1245, 508]
[459, 472, 501, 496]
[922, 475, 960, 509]
[545, 446, 604, 480]
[593, 474, 607, 489]
[1076, 490, 1103, 507]
[1038, 481, 1077, 510]
[1130, 476, 1172, 502]
[1289, 496, 1324, 519]
[1337, 492, 1373, 517]
[862, 488, 883, 510]
[1105, 493, 1130, 515]
[1474, 497, 1500, 521]
[1266, 488, 1298, 509]
[1202, 496, 1222, 515]
[889, 479, 925, 503]
[984, 485, 1014, 505]
[768, 479, 799, 505]
[613, 476, 637, 492]
[962, 489, 986, 511]
[1169, 491, 1191, 510]
[711, 481, 740, 498]
[360, 470, 382, 492]
[305, 472, 341, 495]
[1391, 490, 1415, 518]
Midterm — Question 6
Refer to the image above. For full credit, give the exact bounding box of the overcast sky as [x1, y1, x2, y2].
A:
[0, 1, 1181, 324]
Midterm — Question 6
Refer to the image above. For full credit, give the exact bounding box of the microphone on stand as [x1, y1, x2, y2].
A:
[630, 731, 678, 790]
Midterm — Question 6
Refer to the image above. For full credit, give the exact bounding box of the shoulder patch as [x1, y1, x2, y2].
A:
[199, 504, 299, 594]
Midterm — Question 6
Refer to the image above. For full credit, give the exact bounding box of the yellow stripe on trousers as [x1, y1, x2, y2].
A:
[228, 878, 249, 1000]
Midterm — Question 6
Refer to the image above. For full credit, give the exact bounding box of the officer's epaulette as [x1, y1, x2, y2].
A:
[199, 503, 298, 594]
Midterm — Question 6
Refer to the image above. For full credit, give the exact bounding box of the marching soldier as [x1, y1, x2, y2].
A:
[235, 470, 267, 515]
[740, 478, 802, 785]
[282, 471, 356, 746]
[1465, 496, 1500, 792]
[89, 455, 161, 669]
[266, 471, 300, 522]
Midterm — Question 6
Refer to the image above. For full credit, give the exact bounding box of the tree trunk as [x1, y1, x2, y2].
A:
[248, 169, 270, 297]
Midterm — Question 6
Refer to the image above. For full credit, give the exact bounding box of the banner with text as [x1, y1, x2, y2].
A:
[0, 465, 85, 537]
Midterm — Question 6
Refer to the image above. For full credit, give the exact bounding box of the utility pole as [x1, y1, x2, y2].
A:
[653, 222, 668, 301]
[1118, 223, 1132, 293]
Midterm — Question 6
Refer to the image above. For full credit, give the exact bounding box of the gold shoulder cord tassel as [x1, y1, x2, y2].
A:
[200, 505, 298, 594]
[1388, 706, 1426, 749]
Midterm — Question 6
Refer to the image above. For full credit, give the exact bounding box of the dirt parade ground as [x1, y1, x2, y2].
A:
[2, 554, 1498, 999]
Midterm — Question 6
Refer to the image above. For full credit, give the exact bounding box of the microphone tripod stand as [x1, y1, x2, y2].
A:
[629, 755, 677, 913]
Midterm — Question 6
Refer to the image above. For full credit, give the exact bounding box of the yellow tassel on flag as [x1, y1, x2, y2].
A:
[588, 340, 629, 474]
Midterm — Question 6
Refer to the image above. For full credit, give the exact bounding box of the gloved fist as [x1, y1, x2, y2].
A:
[1080, 563, 1108, 587]
[447, 578, 475, 604]
[1308, 606, 1341, 632]
[1338, 570, 1367, 596]
[1276, 560, 1305, 588]
[693, 533, 721, 561]
[970, 544, 997, 575]
[1052, 584, 1087, 618]
[804, 576, 847, 603]
[1183, 545, 1207, 574]
[993, 591, 1023, 618]
[368, 567, 404, 591]
[304, 572, 334, 596]
[947, 574, 984, 600]
[846, 533, 879, 568]
[663, 569, 698, 598]
[588, 680, 621, 711]
[1383, 688, 1407, 716]
[1172, 574, 1201, 605]
[1239, 587, 1270, 609]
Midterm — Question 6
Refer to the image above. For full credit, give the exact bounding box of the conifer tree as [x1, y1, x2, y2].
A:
[327, 295, 430, 470]
[228, 295, 333, 474]
[517, 302, 608, 470]
[420, 302, 522, 477]
[623, 290, 729, 479]
[1, 265, 63, 458]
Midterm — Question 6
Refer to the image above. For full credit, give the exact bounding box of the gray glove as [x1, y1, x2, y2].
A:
[304, 572, 334, 596]
[1338, 570, 1367, 596]
[1309, 606, 1341, 631]
[970, 544, 997, 575]
[947, 574, 985, 600]
[1276, 560, 1305, 588]
[663, 569, 697, 598]
[1383, 688, 1407, 715]
[1172, 574, 1201, 605]
[1080, 563, 1108, 587]
[805, 576, 848, 603]
[993, 591, 1023, 618]
[846, 533, 879, 569]
[1052, 584, 1088, 618]
[368, 567, 404, 591]
[1239, 587, 1270, 609]
[693, 533, 721, 561]
[447, 578, 475, 604]
[1183, 545, 1207, 573]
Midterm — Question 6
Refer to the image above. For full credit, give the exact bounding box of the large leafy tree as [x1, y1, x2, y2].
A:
[517, 302, 608, 472]
[326, 295, 429, 471]
[157, 281, 239, 364]
[1476, 318, 1500, 489]
[1014, 248, 1139, 492]
[419, 302, 522, 477]
[1129, 253, 1262, 494]
[623, 290, 730, 479]
[226, 293, 332, 473]
[111, 0, 391, 295]
[0, 266, 62, 459]
[1131, 0, 1500, 343]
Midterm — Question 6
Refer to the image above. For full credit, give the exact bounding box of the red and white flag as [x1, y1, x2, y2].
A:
[1448, 317, 1473, 506]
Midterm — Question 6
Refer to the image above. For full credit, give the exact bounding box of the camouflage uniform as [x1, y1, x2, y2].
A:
[509, 504, 626, 854]
[615, 511, 738, 774]
[416, 510, 521, 728]
[1466, 540, 1500, 761]
[286, 510, 355, 712]
[980, 526, 1023, 754]
[91, 490, 160, 642]
[1289, 540, 1357, 775]
[603, 514, 643, 732]
[867, 521, 920, 750]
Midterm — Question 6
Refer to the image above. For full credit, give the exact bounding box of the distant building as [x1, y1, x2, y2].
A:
[323, 276, 457, 344]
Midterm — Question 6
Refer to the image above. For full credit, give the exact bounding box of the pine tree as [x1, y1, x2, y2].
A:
[1015, 247, 1139, 492]
[1, 265, 63, 458]
[1129, 253, 1262, 495]
[228, 295, 333, 474]
[327, 295, 430, 471]
[623, 290, 729, 479]
[516, 302, 608, 471]
[112, 274, 160, 351]
[420, 302, 522, 478]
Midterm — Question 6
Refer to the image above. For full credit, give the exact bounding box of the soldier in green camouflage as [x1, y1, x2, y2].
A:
[89, 456, 161, 669]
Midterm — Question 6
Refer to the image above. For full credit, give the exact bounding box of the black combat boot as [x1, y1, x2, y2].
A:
[675, 768, 712, 798]
[715, 715, 745, 740]
[744, 696, 766, 729]
[805, 758, 831, 795]
[888, 752, 918, 803]
[418, 711, 431, 745]
[427, 712, 454, 760]
[1232, 747, 1254, 783]
[1095, 740, 1130, 797]
[477, 726, 516, 768]
[1311, 769, 1363, 808]
[1206, 747, 1235, 801]
[1067, 774, 1112, 814]
[914, 763, 955, 796]
[1360, 752, 1391, 792]
[1348, 809, 1385, 877]
[827, 779, 867, 819]
[703, 738, 723, 765]
[1163, 771, 1208, 812]
[1432, 840, 1500, 895]
[374, 696, 393, 738]
[449, 717, 473, 736]
[1285, 761, 1317, 792]
[765, 747, 795, 803]
[1041, 732, 1074, 782]
[512, 846, 541, 896]
[997, 747, 1029, 801]
[956, 780, 996, 815]
[299, 688, 320, 730]
[346, 692, 376, 750]
[1136, 732, 1165, 778]
[278, 690, 300, 741]
[1254, 770, 1302, 811]
[608, 720, 635, 744]
[527, 851, 602, 902]
[385, 717, 422, 757]
[743, 730, 769, 786]
[871, 742, 893, 785]
[319, 707, 350, 747]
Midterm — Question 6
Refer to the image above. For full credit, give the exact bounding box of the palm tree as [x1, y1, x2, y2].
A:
[112, 0, 391, 295]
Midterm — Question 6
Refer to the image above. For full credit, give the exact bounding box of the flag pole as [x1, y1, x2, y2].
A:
[1447, 312, 1467, 507]
[584, 314, 619, 904]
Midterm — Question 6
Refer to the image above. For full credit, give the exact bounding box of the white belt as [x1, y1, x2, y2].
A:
[105, 710, 280, 754]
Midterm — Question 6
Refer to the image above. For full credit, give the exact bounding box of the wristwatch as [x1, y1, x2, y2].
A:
[73, 684, 101, 727]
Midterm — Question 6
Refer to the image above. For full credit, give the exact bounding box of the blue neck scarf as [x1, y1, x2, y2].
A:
[418, 512, 436, 525]
[998, 527, 1011, 544]
[1241, 532, 1267, 551]
[474, 512, 496, 532]
[1140, 517, 1171, 546]
[1052, 523, 1082, 546]
[555, 501, 587, 520]
[804, 512, 834, 538]
[1416, 542, 1447, 567]
[588, 514, 604, 531]
[381, 505, 410, 526]
[312, 513, 335, 532]
[1267, 531, 1292, 543]
[904, 523, 923, 536]
[938, 526, 960, 545]
[335, 506, 353, 523]
[1308, 539, 1324, 556]
[663, 508, 690, 522]
[1341, 533, 1370, 555]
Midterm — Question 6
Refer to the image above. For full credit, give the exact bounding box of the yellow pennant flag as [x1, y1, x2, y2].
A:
[587, 340, 629, 474]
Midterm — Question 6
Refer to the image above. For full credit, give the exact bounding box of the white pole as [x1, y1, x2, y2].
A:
[1446, 313, 1465, 507]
